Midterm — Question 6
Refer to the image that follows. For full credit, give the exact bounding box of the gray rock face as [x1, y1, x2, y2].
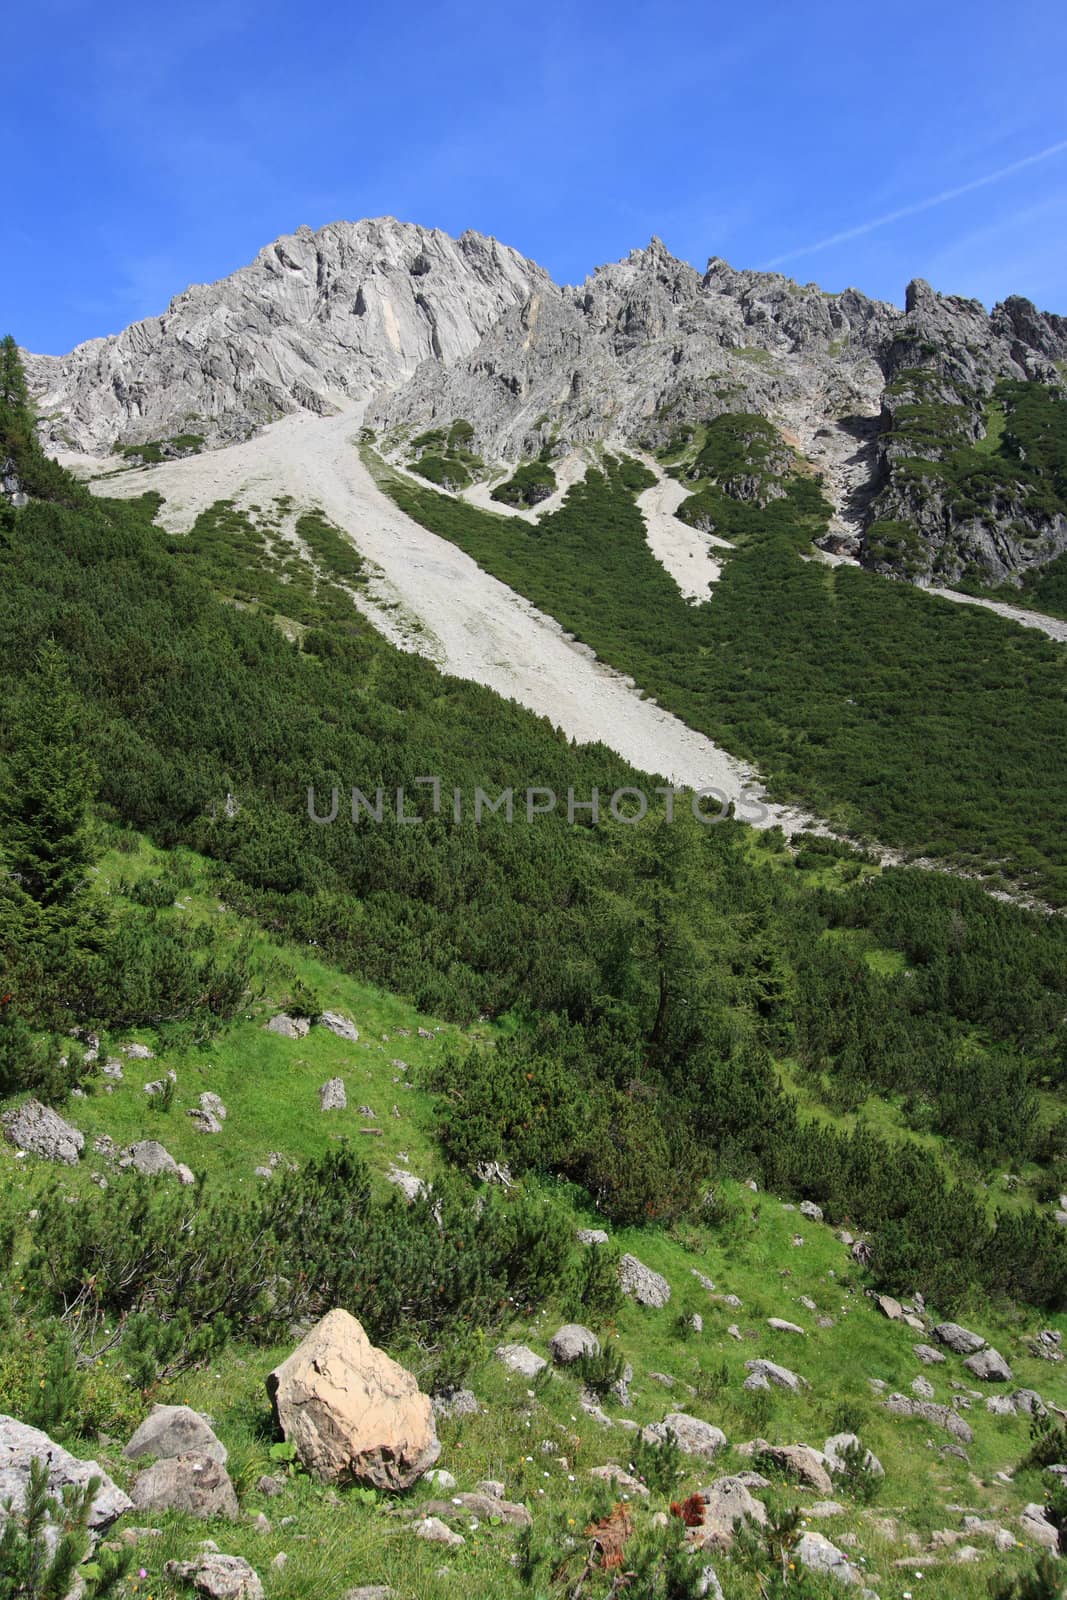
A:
[643, 1414, 727, 1463]
[964, 1347, 1013, 1382]
[0, 1415, 132, 1528]
[933, 1322, 987, 1356]
[131, 1454, 240, 1518]
[1, 1100, 83, 1164]
[124, 1405, 228, 1465]
[550, 1324, 599, 1365]
[618, 1253, 671, 1307]
[27, 219, 548, 455]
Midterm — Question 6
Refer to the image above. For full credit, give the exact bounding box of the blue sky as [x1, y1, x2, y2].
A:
[6, 0, 1067, 353]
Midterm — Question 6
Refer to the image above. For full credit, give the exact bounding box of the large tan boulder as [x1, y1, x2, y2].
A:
[266, 1309, 440, 1489]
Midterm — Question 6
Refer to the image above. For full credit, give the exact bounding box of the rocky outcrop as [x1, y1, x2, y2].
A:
[27, 219, 548, 455]
[266, 1308, 440, 1489]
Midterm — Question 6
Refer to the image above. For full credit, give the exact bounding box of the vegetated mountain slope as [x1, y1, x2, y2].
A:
[25, 219, 1067, 588]
[5, 366, 1067, 1598]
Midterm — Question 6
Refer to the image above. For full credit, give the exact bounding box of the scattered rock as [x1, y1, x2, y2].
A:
[743, 1359, 804, 1392]
[188, 1107, 224, 1134]
[799, 1201, 824, 1222]
[267, 1308, 440, 1489]
[823, 1433, 884, 1479]
[912, 1376, 935, 1399]
[266, 1014, 310, 1039]
[164, 1553, 263, 1599]
[874, 1294, 903, 1321]
[589, 1464, 649, 1497]
[933, 1322, 986, 1356]
[101, 1058, 124, 1081]
[0, 1416, 131, 1528]
[319, 1077, 347, 1111]
[121, 1042, 156, 1060]
[808, 1501, 847, 1518]
[795, 1530, 865, 1586]
[413, 1516, 463, 1547]
[120, 1140, 182, 1178]
[1, 1100, 83, 1165]
[420, 1491, 531, 1528]
[124, 1405, 228, 1465]
[914, 1343, 947, 1365]
[320, 1011, 359, 1042]
[386, 1164, 427, 1202]
[256, 1474, 285, 1497]
[423, 1468, 457, 1491]
[643, 1414, 727, 1463]
[576, 1229, 609, 1245]
[759, 1444, 833, 1495]
[964, 1347, 1012, 1382]
[691, 1477, 767, 1551]
[343, 1590, 396, 1600]
[495, 1344, 546, 1379]
[131, 1455, 240, 1518]
[431, 1388, 479, 1420]
[550, 1325, 599, 1365]
[618, 1253, 671, 1307]
[767, 1318, 805, 1335]
[1019, 1503, 1059, 1551]
[883, 1393, 973, 1443]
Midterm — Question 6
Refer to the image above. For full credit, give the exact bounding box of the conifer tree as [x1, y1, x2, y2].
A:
[0, 333, 28, 414]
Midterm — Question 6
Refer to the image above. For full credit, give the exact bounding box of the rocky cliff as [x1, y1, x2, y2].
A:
[25, 219, 1067, 585]
[26, 218, 549, 455]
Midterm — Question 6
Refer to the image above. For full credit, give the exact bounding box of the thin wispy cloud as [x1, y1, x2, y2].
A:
[763, 138, 1067, 268]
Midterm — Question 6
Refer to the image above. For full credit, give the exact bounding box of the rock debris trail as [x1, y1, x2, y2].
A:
[633, 455, 731, 603]
[82, 406, 814, 833]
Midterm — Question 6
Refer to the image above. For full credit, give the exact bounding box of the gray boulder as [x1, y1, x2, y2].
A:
[0, 1415, 132, 1528]
[131, 1454, 240, 1518]
[759, 1444, 833, 1495]
[692, 1477, 767, 1550]
[1020, 1503, 1060, 1551]
[824, 1433, 884, 1479]
[883, 1393, 973, 1444]
[933, 1322, 986, 1356]
[266, 1014, 310, 1039]
[913, 1343, 947, 1365]
[644, 1414, 727, 1463]
[120, 1139, 181, 1177]
[1, 1100, 83, 1165]
[550, 1325, 599, 1365]
[576, 1228, 609, 1245]
[320, 1011, 359, 1042]
[319, 1077, 347, 1111]
[743, 1359, 804, 1391]
[124, 1405, 228, 1465]
[795, 1530, 865, 1586]
[767, 1318, 805, 1335]
[964, 1347, 1013, 1382]
[164, 1553, 263, 1599]
[799, 1200, 824, 1222]
[618, 1253, 671, 1307]
[495, 1344, 546, 1378]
